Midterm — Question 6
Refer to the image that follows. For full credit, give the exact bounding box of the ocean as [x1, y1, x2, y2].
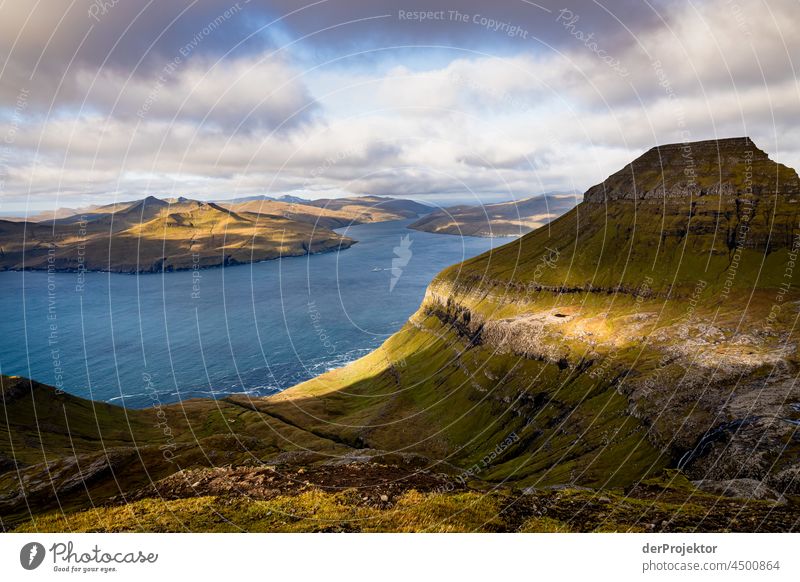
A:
[0, 219, 512, 407]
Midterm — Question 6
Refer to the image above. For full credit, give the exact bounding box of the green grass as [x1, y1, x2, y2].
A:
[16, 481, 798, 533]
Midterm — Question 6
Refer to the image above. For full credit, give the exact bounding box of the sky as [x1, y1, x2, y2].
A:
[0, 0, 797, 211]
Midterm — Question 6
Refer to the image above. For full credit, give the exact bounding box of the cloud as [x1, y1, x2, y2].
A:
[1, 0, 798, 211]
[75, 55, 316, 129]
[0, 1, 271, 99]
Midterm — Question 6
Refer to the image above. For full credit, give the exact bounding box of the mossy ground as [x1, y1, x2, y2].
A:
[16, 482, 799, 533]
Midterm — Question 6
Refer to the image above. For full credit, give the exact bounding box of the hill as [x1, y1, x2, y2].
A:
[0, 196, 353, 273]
[222, 195, 429, 230]
[0, 206, 91, 223]
[3, 374, 797, 532]
[300, 195, 430, 218]
[408, 194, 577, 237]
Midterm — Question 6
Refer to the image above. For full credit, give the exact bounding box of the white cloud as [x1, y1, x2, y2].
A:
[1, 0, 798, 210]
[73, 54, 316, 130]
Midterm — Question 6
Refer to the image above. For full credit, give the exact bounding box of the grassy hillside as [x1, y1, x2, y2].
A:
[0, 197, 353, 273]
[3, 374, 795, 532]
[0, 374, 350, 529]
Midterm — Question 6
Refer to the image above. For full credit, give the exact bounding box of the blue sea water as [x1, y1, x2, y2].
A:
[0, 219, 511, 407]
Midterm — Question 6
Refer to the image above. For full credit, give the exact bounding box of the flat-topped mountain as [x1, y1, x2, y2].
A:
[584, 137, 800, 203]
[264, 136, 800, 494]
[408, 194, 577, 237]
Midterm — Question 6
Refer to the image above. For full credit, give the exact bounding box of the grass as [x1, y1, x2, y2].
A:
[16, 490, 506, 533]
[16, 481, 798, 533]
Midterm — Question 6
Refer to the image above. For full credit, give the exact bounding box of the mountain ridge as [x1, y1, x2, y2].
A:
[0, 196, 354, 273]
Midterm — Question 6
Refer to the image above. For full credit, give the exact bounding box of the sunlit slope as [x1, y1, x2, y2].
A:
[225, 195, 428, 230]
[267, 138, 800, 491]
[0, 197, 353, 272]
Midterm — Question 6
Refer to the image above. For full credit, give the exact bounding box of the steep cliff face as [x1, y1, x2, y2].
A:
[269, 137, 800, 493]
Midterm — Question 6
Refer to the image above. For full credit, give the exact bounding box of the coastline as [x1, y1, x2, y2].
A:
[0, 238, 357, 275]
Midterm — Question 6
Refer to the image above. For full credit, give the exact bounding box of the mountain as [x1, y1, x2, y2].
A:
[258, 137, 800, 491]
[217, 194, 311, 204]
[3, 137, 800, 532]
[0, 196, 353, 273]
[217, 194, 274, 204]
[302, 195, 431, 218]
[408, 194, 578, 237]
[222, 195, 431, 230]
[0, 206, 93, 223]
[275, 194, 311, 204]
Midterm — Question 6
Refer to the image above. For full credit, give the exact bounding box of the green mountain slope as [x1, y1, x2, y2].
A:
[265, 137, 800, 492]
[0, 374, 349, 528]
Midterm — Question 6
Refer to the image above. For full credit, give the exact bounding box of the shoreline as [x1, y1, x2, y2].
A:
[0, 239, 357, 276]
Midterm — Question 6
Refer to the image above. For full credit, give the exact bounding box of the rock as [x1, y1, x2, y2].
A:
[692, 478, 787, 503]
[380, 494, 389, 502]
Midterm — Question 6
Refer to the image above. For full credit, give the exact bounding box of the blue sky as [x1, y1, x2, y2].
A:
[0, 0, 798, 211]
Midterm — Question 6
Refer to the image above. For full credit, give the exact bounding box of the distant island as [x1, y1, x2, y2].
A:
[408, 194, 577, 237]
[0, 195, 429, 273]
[221, 194, 430, 230]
